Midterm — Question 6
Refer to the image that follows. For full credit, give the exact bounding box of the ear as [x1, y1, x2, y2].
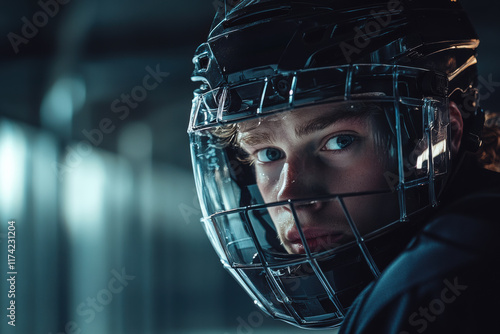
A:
[449, 101, 463, 155]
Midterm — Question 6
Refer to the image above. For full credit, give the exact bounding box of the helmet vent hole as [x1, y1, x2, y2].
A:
[198, 55, 210, 70]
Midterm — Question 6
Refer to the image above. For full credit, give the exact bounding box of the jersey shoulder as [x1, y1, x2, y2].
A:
[340, 191, 500, 334]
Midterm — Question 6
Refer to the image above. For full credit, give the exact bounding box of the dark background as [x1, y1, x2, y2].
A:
[0, 1, 498, 333]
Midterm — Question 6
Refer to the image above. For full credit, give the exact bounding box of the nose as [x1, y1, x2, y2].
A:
[276, 155, 325, 204]
[276, 161, 302, 202]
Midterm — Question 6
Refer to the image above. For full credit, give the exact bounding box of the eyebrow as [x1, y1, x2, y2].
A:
[238, 105, 371, 147]
[295, 107, 369, 137]
[238, 131, 274, 147]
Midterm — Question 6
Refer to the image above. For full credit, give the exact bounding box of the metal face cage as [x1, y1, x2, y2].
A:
[188, 64, 450, 328]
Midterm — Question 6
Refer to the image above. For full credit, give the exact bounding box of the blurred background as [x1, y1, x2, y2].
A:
[0, 0, 498, 333]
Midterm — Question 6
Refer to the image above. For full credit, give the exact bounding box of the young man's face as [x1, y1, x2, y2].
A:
[238, 102, 400, 254]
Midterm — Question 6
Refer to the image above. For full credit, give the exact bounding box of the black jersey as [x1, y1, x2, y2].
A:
[340, 157, 500, 334]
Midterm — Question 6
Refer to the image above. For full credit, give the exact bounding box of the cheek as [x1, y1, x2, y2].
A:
[360, 150, 392, 189]
[255, 166, 280, 201]
[344, 191, 400, 235]
[357, 158, 390, 189]
[324, 152, 389, 194]
[338, 153, 399, 233]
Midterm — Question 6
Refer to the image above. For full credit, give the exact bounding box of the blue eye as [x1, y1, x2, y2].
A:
[324, 135, 355, 151]
[256, 148, 284, 162]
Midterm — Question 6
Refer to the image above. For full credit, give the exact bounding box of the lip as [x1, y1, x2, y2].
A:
[286, 228, 346, 254]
